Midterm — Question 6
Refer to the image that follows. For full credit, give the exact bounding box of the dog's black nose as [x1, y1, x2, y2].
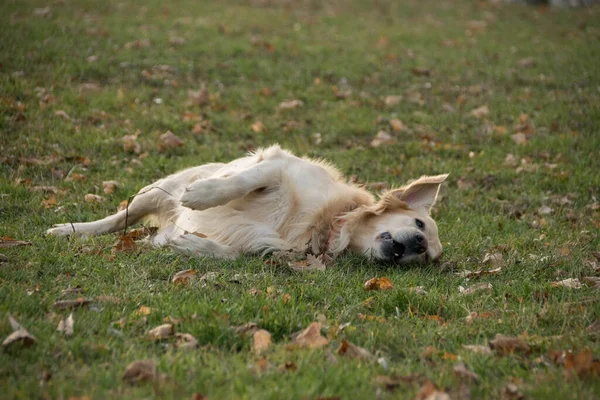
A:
[380, 232, 392, 241]
[415, 233, 425, 243]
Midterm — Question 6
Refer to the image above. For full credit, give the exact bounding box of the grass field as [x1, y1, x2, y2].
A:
[1, 0, 600, 398]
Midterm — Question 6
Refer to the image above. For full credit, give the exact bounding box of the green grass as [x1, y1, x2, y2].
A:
[1, 0, 600, 398]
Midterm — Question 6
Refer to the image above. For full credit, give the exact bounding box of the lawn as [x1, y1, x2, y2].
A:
[1, 0, 599, 398]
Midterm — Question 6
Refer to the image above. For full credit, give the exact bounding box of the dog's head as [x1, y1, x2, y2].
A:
[348, 174, 448, 264]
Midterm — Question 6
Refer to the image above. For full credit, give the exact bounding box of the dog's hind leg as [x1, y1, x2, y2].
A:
[180, 158, 283, 211]
[46, 184, 174, 238]
[169, 233, 239, 259]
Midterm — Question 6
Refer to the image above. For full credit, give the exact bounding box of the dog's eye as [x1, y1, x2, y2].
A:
[415, 219, 425, 229]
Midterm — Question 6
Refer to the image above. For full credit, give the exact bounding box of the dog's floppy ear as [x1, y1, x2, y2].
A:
[391, 174, 448, 212]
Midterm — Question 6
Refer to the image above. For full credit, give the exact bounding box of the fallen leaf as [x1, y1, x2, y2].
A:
[462, 344, 493, 355]
[552, 278, 581, 289]
[112, 235, 136, 255]
[2, 315, 36, 348]
[456, 267, 502, 279]
[538, 205, 553, 215]
[482, 252, 505, 268]
[135, 306, 151, 316]
[79, 82, 102, 93]
[412, 67, 431, 77]
[337, 339, 375, 362]
[470, 105, 489, 118]
[376, 374, 422, 391]
[511, 133, 528, 145]
[370, 131, 394, 148]
[41, 196, 58, 208]
[384, 95, 402, 107]
[416, 380, 450, 400]
[122, 134, 141, 154]
[278, 99, 303, 110]
[289, 322, 329, 349]
[288, 254, 327, 272]
[453, 362, 480, 382]
[54, 110, 70, 120]
[502, 383, 524, 400]
[251, 121, 265, 133]
[188, 85, 210, 107]
[583, 276, 600, 290]
[175, 333, 199, 349]
[252, 329, 272, 355]
[235, 322, 259, 337]
[53, 298, 90, 310]
[102, 180, 121, 194]
[364, 277, 394, 291]
[459, 282, 492, 295]
[564, 349, 600, 379]
[84, 194, 104, 203]
[56, 313, 74, 336]
[122, 360, 157, 384]
[172, 269, 197, 285]
[489, 334, 530, 356]
[33, 7, 51, 17]
[409, 286, 428, 296]
[157, 131, 184, 152]
[147, 324, 174, 340]
[29, 186, 58, 194]
[0, 237, 32, 248]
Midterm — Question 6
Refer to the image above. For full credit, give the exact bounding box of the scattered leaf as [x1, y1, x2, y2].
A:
[364, 277, 394, 291]
[252, 329, 272, 355]
[122, 134, 141, 154]
[29, 186, 58, 194]
[511, 133, 528, 145]
[503, 383, 524, 400]
[112, 235, 136, 255]
[56, 313, 74, 336]
[172, 269, 197, 285]
[251, 121, 265, 133]
[147, 324, 174, 340]
[41, 196, 58, 208]
[175, 333, 199, 349]
[538, 205, 553, 215]
[337, 339, 375, 362]
[188, 85, 210, 107]
[370, 131, 394, 148]
[157, 131, 184, 152]
[412, 67, 431, 77]
[84, 194, 104, 203]
[235, 322, 259, 337]
[54, 110, 70, 120]
[416, 380, 450, 400]
[384, 95, 402, 107]
[2, 315, 36, 348]
[564, 349, 600, 379]
[122, 360, 157, 384]
[136, 306, 152, 316]
[453, 362, 480, 382]
[53, 298, 90, 310]
[552, 278, 581, 289]
[278, 99, 303, 110]
[462, 344, 493, 355]
[583, 276, 600, 290]
[288, 322, 329, 349]
[0, 237, 32, 248]
[459, 282, 492, 295]
[518, 58, 535, 68]
[103, 180, 121, 194]
[482, 252, 505, 268]
[489, 334, 530, 356]
[470, 105, 489, 118]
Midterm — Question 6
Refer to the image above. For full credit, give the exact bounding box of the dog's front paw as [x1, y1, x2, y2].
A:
[180, 179, 228, 210]
[46, 223, 80, 238]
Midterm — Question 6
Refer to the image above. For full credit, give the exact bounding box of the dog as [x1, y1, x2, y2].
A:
[47, 145, 448, 264]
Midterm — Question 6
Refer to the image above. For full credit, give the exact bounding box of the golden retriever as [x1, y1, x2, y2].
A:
[47, 145, 448, 264]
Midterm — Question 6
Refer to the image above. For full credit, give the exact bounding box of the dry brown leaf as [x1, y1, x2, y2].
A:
[172, 269, 197, 285]
[251, 121, 265, 133]
[278, 99, 303, 110]
[79, 83, 102, 93]
[124, 39, 151, 50]
[416, 380, 450, 400]
[470, 105, 489, 118]
[2, 315, 36, 348]
[384, 95, 402, 107]
[136, 305, 151, 316]
[364, 277, 394, 291]
[503, 383, 524, 400]
[53, 298, 90, 310]
[482, 252, 505, 268]
[564, 349, 600, 379]
[456, 267, 502, 279]
[0, 237, 32, 248]
[412, 67, 431, 77]
[122, 134, 141, 154]
[409, 286, 428, 296]
[453, 362, 480, 382]
[538, 205, 553, 215]
[54, 110, 70, 120]
[370, 131, 394, 148]
[489, 334, 530, 356]
[289, 322, 329, 349]
[462, 344, 493, 355]
[188, 85, 210, 107]
[235, 322, 259, 337]
[552, 278, 581, 289]
[583, 276, 600, 290]
[337, 339, 375, 362]
[29, 186, 58, 194]
[147, 324, 174, 340]
[41, 196, 58, 208]
[122, 360, 157, 384]
[175, 333, 199, 349]
[389, 119, 405, 132]
[102, 180, 121, 194]
[84, 194, 104, 203]
[459, 282, 492, 295]
[288, 254, 327, 272]
[157, 131, 184, 152]
[112, 235, 136, 255]
[511, 133, 527, 145]
[252, 329, 272, 355]
[56, 313, 74, 336]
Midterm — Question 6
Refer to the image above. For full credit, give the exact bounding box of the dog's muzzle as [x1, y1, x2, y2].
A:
[380, 232, 428, 263]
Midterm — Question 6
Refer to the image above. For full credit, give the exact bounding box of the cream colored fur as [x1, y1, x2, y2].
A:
[47, 145, 447, 263]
